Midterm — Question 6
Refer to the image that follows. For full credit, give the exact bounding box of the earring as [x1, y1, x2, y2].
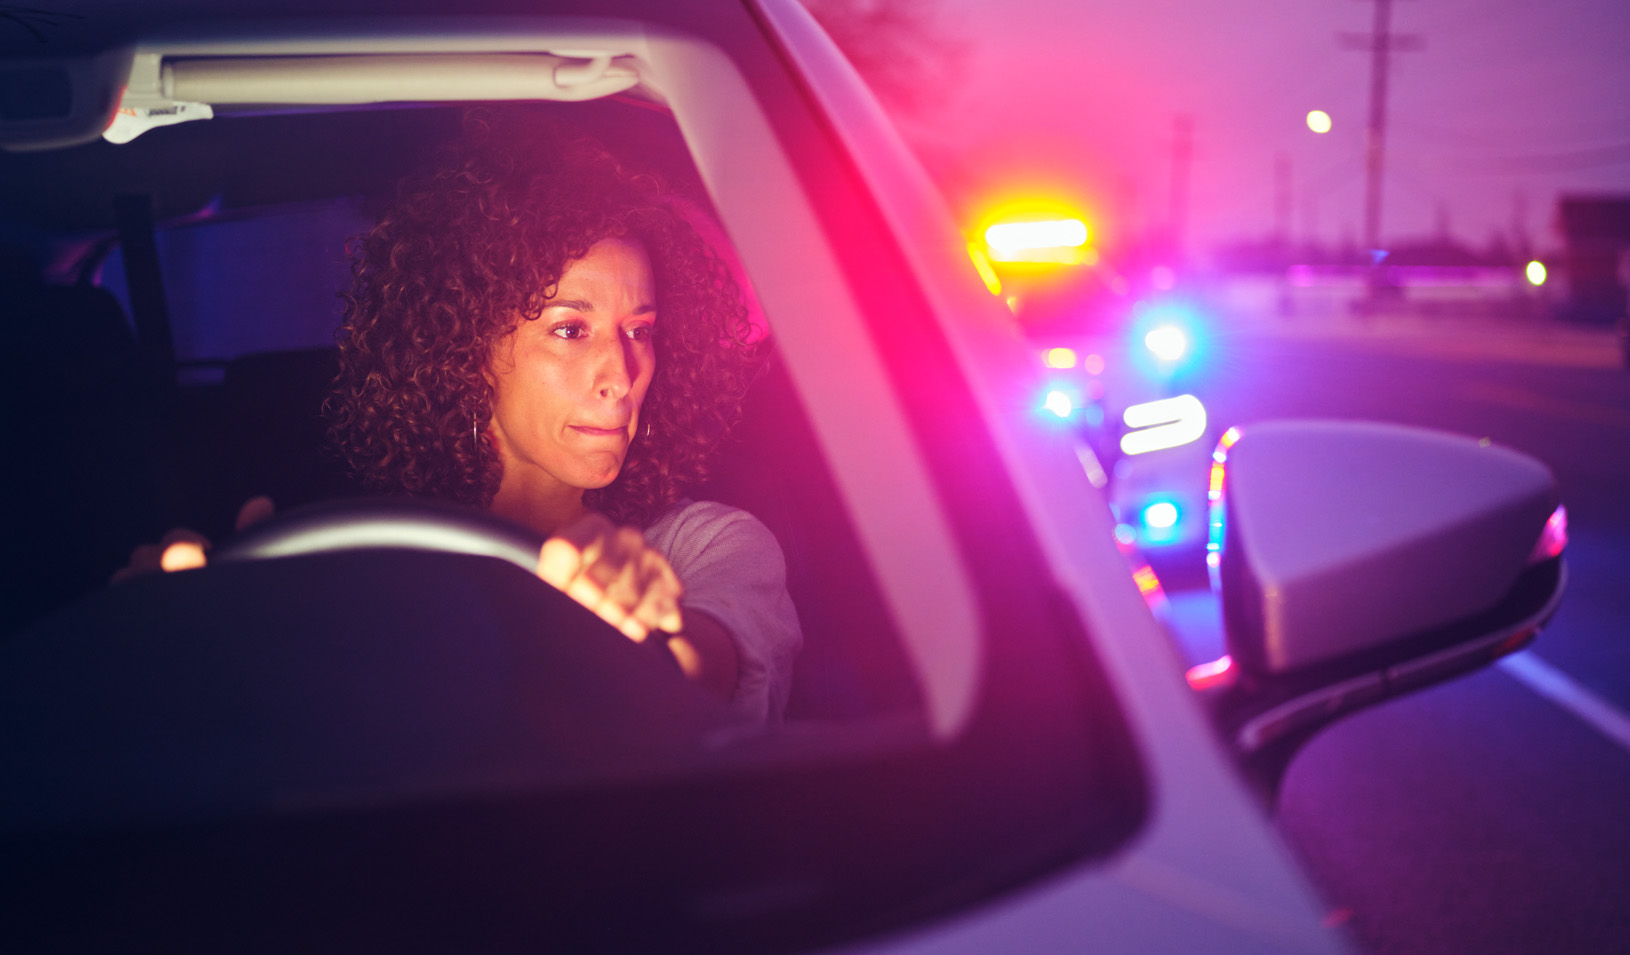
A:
[643, 420, 652, 439]
[472, 413, 480, 453]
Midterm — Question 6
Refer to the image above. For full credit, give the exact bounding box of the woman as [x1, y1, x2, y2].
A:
[141, 111, 802, 724]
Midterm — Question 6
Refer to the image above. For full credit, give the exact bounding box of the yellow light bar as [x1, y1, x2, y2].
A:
[1044, 347, 1078, 369]
[984, 218, 1090, 263]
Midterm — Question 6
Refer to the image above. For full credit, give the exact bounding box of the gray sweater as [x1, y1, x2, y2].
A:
[644, 500, 802, 723]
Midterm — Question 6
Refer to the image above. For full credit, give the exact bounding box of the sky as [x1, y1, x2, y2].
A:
[880, 0, 1630, 255]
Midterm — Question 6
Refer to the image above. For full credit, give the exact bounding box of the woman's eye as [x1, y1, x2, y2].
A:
[625, 324, 654, 343]
[550, 322, 587, 340]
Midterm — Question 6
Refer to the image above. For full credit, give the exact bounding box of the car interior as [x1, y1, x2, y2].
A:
[0, 96, 924, 723]
[1, 28, 1160, 950]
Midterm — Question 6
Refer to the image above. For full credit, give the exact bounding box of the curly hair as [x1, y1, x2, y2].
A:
[328, 108, 760, 528]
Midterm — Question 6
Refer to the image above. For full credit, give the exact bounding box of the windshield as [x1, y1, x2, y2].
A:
[1, 17, 1147, 951]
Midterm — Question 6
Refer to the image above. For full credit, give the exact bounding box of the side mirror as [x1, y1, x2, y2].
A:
[1201, 420, 1566, 799]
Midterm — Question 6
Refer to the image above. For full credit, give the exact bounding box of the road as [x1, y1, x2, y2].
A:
[1163, 309, 1630, 953]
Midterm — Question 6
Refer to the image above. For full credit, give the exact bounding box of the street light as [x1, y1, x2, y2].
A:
[1306, 109, 1333, 134]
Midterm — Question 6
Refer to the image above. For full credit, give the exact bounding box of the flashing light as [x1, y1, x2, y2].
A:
[1045, 346, 1078, 369]
[1525, 260, 1547, 287]
[1206, 426, 1242, 592]
[1075, 441, 1109, 489]
[1121, 394, 1207, 455]
[1043, 389, 1075, 419]
[984, 218, 1089, 263]
[1142, 501, 1179, 530]
[1185, 654, 1237, 691]
[1083, 353, 1105, 375]
[1144, 324, 1189, 362]
[1206, 459, 1227, 589]
[1129, 562, 1168, 612]
[967, 243, 1003, 296]
[1306, 110, 1332, 134]
[1529, 505, 1568, 563]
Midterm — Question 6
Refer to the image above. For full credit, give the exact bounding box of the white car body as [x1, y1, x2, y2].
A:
[10, 2, 1491, 950]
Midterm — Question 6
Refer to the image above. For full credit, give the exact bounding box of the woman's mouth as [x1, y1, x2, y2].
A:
[570, 424, 627, 438]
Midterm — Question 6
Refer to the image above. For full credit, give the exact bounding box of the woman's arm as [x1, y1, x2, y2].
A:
[665, 612, 739, 701]
[644, 502, 803, 723]
[535, 512, 738, 699]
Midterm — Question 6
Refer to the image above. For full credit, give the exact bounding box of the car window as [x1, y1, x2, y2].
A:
[1, 18, 1148, 951]
[7, 92, 929, 718]
[98, 198, 370, 374]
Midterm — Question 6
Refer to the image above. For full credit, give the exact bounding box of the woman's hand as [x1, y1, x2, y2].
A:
[110, 496, 276, 582]
[535, 512, 684, 644]
[534, 512, 738, 698]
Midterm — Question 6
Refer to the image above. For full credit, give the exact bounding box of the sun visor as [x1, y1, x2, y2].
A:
[0, 48, 132, 151]
[105, 51, 647, 145]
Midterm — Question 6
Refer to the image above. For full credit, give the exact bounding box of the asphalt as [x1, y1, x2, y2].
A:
[1230, 306, 1624, 371]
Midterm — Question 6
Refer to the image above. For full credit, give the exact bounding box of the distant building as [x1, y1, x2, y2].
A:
[1556, 196, 1630, 325]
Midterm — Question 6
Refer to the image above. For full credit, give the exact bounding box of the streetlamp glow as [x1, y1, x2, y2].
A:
[1306, 110, 1332, 134]
[1525, 260, 1547, 286]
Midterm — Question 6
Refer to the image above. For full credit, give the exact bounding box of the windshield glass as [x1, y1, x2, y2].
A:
[1, 23, 1146, 951]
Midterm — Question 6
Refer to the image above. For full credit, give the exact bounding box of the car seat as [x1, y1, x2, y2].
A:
[1, 261, 160, 633]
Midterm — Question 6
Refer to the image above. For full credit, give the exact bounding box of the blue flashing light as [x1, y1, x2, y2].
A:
[1144, 324, 1188, 362]
[1139, 499, 1183, 546]
[1044, 389, 1074, 418]
[1129, 299, 1207, 377]
[1142, 501, 1179, 529]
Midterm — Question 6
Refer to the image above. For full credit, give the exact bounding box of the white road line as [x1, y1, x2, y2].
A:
[1500, 651, 1630, 753]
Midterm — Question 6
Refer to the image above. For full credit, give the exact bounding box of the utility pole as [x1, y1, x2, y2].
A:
[1168, 114, 1195, 266]
[1341, 0, 1421, 292]
[1274, 152, 1292, 249]
[1512, 189, 1531, 260]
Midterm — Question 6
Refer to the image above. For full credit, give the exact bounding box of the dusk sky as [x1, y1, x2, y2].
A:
[884, 0, 1630, 255]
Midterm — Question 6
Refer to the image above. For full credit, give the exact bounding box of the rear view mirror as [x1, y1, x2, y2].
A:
[1203, 420, 1566, 798]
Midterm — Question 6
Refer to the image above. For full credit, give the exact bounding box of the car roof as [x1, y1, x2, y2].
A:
[0, 0, 711, 56]
[1, 1, 736, 234]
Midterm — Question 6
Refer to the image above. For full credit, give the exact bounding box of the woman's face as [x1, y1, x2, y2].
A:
[486, 237, 657, 498]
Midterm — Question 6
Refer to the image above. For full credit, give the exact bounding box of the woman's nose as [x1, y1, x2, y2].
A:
[595, 338, 635, 399]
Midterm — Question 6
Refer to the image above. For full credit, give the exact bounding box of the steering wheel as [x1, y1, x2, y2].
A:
[213, 497, 546, 571]
[4, 495, 737, 842]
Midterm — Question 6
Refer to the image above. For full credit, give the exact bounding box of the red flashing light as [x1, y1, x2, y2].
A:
[1185, 654, 1236, 691]
[1529, 505, 1567, 564]
[1497, 629, 1536, 656]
